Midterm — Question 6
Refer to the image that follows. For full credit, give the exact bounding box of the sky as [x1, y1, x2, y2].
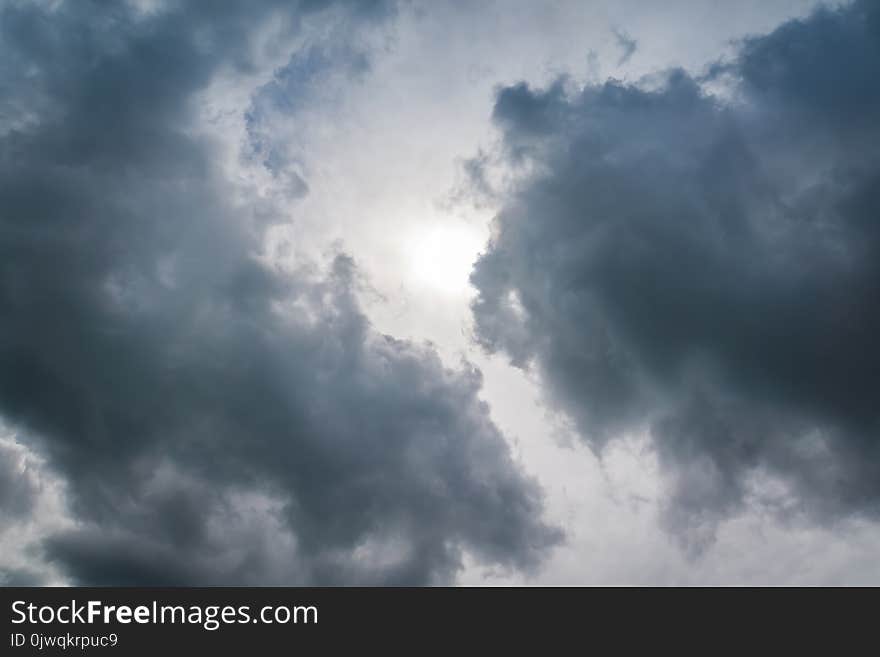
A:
[1, 0, 879, 585]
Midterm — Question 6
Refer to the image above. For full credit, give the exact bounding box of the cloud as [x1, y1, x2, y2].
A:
[611, 27, 637, 66]
[0, 567, 46, 586]
[470, 0, 880, 551]
[0, 441, 38, 520]
[0, 0, 559, 584]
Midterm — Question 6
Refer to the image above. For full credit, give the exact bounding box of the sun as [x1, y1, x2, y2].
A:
[405, 221, 487, 296]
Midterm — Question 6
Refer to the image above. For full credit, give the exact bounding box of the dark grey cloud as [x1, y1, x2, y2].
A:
[471, 0, 880, 551]
[0, 0, 559, 584]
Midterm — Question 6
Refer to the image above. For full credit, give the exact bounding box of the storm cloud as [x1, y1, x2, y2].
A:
[0, 0, 559, 584]
[471, 0, 880, 549]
